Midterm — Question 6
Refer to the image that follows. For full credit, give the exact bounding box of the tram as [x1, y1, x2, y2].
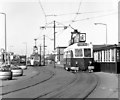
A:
[63, 42, 94, 72]
[19, 55, 26, 65]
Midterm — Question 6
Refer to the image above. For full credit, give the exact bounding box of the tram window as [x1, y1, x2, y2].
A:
[75, 49, 83, 57]
[84, 48, 91, 57]
[70, 50, 73, 58]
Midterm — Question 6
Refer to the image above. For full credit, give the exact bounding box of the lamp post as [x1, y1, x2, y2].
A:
[94, 23, 107, 46]
[0, 12, 7, 65]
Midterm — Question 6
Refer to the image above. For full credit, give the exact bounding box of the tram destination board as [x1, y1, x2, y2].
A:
[77, 42, 88, 46]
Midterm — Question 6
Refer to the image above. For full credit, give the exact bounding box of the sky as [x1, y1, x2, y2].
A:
[0, 0, 118, 56]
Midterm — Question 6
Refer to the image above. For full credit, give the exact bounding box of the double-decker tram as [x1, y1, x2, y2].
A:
[63, 42, 93, 72]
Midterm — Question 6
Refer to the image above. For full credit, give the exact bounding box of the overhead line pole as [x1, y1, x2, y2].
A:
[39, 44, 41, 66]
[54, 20, 56, 50]
[53, 21, 56, 68]
[40, 20, 68, 68]
[43, 35, 45, 66]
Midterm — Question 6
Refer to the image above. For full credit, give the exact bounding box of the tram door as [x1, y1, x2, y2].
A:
[66, 50, 73, 68]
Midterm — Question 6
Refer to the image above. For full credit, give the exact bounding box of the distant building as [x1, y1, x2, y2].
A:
[55, 46, 67, 64]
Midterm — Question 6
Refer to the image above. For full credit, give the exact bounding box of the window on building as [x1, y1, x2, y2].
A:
[94, 52, 98, 62]
[98, 51, 102, 62]
[105, 50, 107, 62]
[117, 49, 120, 62]
[112, 49, 114, 62]
[110, 48, 116, 62]
[106, 50, 108, 62]
[102, 50, 104, 62]
[108, 50, 110, 62]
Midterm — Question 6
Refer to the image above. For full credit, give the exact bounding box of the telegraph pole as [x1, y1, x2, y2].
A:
[40, 20, 67, 68]
[54, 20, 56, 50]
[53, 21, 56, 68]
[39, 44, 41, 66]
[43, 35, 46, 66]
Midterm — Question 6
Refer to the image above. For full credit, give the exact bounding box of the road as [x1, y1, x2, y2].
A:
[87, 72, 118, 99]
[1, 64, 97, 99]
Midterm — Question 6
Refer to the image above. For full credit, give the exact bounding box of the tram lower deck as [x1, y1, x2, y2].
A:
[64, 58, 93, 71]
[63, 42, 94, 72]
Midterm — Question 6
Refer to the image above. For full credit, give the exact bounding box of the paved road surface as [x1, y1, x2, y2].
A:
[1, 65, 97, 99]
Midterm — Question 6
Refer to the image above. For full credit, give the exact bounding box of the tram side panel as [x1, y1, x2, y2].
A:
[64, 58, 93, 71]
[71, 58, 93, 71]
[71, 58, 84, 71]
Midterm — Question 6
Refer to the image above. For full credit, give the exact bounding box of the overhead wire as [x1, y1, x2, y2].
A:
[59, 11, 117, 24]
[72, 0, 83, 22]
[38, 0, 47, 24]
[72, 11, 117, 22]
[67, 0, 83, 30]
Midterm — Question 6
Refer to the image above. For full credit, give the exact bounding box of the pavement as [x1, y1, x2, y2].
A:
[87, 72, 119, 99]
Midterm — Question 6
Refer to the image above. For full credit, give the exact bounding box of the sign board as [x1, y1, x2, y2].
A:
[77, 42, 88, 46]
[80, 33, 86, 42]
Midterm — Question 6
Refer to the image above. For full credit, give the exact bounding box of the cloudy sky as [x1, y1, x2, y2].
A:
[0, 0, 118, 56]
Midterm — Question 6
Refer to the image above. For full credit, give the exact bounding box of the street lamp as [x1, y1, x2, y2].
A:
[94, 23, 107, 46]
[0, 12, 7, 64]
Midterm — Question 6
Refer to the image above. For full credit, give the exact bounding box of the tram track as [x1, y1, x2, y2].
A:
[33, 71, 79, 99]
[2, 66, 78, 98]
[2, 66, 98, 99]
[1, 67, 56, 96]
[33, 72, 98, 99]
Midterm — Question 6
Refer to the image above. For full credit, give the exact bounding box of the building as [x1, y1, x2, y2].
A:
[55, 46, 67, 64]
[93, 44, 120, 73]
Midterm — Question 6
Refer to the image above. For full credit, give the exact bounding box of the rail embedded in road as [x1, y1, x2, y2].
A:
[34, 72, 98, 99]
[1, 67, 55, 96]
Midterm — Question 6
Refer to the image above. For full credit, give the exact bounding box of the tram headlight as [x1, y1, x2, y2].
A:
[75, 61, 78, 67]
[89, 61, 92, 65]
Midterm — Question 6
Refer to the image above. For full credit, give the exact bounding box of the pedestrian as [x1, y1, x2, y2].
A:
[30, 58, 34, 66]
